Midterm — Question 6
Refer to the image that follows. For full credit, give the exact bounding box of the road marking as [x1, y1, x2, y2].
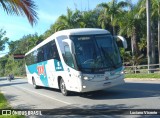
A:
[113, 88, 160, 94]
[0, 80, 71, 105]
[14, 85, 71, 105]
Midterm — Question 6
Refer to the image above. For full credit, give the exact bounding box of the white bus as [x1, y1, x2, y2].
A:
[25, 28, 127, 96]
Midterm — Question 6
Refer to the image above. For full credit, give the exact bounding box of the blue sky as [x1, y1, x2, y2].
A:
[0, 0, 138, 57]
[0, 0, 110, 41]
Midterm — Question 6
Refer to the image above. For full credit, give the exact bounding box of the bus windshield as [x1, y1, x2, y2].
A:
[70, 34, 122, 73]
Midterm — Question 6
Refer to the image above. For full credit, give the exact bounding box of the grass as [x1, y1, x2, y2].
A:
[0, 92, 10, 109]
[125, 73, 160, 79]
[0, 92, 24, 118]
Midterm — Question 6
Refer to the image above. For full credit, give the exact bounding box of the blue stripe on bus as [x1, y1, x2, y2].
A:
[27, 59, 64, 87]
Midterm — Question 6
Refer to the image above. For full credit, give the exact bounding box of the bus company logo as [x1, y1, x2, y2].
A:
[37, 65, 45, 76]
[56, 62, 62, 70]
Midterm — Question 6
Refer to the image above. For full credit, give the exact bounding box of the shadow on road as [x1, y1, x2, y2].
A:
[0, 77, 8, 81]
[3, 94, 36, 109]
[40, 104, 136, 116]
[37, 82, 160, 100]
[79, 82, 160, 100]
[34, 104, 160, 118]
[0, 81, 28, 87]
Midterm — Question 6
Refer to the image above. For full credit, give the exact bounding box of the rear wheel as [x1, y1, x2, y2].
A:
[32, 78, 39, 89]
[60, 79, 69, 96]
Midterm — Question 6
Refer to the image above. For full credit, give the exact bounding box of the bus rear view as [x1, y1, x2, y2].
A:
[25, 28, 127, 96]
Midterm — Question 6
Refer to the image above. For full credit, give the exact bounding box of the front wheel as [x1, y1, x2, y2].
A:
[60, 79, 69, 96]
[32, 78, 39, 89]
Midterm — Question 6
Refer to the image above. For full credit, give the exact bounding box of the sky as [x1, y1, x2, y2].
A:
[0, 0, 138, 57]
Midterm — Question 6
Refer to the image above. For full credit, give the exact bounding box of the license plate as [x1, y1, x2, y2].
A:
[103, 82, 111, 86]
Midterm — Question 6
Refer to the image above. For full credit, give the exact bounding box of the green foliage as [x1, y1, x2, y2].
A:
[138, 38, 147, 52]
[4, 55, 24, 76]
[0, 116, 24, 118]
[0, 0, 160, 77]
[0, 92, 10, 108]
[0, 34, 39, 77]
[97, 0, 129, 34]
[125, 73, 160, 78]
[0, 91, 25, 118]
[54, 8, 81, 31]
[0, 56, 8, 76]
[119, 48, 131, 63]
[0, 29, 9, 51]
[8, 34, 40, 54]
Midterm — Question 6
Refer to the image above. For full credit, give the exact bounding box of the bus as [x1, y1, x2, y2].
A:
[25, 28, 127, 96]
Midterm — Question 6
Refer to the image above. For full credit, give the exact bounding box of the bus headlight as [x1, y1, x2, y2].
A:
[83, 76, 89, 80]
[121, 71, 124, 74]
[83, 76, 93, 80]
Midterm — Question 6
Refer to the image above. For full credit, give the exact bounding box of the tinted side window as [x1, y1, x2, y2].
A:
[25, 40, 60, 65]
[25, 50, 37, 65]
[37, 47, 45, 63]
[45, 40, 60, 61]
[32, 50, 38, 63]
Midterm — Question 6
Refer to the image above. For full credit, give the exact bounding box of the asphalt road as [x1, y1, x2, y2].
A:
[0, 77, 160, 118]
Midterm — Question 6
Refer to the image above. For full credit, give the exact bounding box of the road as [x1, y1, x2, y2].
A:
[0, 77, 160, 117]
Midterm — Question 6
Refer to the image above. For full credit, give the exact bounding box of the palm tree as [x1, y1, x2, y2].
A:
[54, 8, 81, 31]
[152, 0, 160, 66]
[138, 0, 158, 72]
[98, 8, 110, 29]
[79, 10, 98, 28]
[97, 0, 128, 35]
[117, 5, 141, 57]
[0, 0, 38, 26]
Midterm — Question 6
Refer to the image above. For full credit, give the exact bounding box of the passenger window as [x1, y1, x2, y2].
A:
[37, 48, 44, 63]
[45, 40, 60, 61]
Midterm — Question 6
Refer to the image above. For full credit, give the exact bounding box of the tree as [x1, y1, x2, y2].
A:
[97, 0, 128, 35]
[0, 56, 8, 76]
[79, 10, 99, 28]
[0, 29, 8, 51]
[0, 0, 38, 26]
[98, 9, 111, 29]
[138, 0, 158, 70]
[152, 0, 160, 66]
[8, 33, 39, 54]
[117, 5, 141, 57]
[54, 8, 81, 31]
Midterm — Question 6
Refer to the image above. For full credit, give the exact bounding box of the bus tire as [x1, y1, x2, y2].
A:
[60, 79, 69, 96]
[32, 78, 38, 89]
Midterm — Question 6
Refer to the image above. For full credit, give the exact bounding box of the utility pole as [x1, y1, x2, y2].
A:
[146, 0, 152, 73]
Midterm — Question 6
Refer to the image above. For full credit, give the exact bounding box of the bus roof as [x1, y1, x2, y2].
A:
[25, 28, 110, 56]
[54, 28, 110, 36]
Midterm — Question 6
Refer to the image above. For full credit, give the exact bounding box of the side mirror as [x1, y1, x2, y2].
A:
[62, 39, 75, 54]
[115, 36, 127, 49]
